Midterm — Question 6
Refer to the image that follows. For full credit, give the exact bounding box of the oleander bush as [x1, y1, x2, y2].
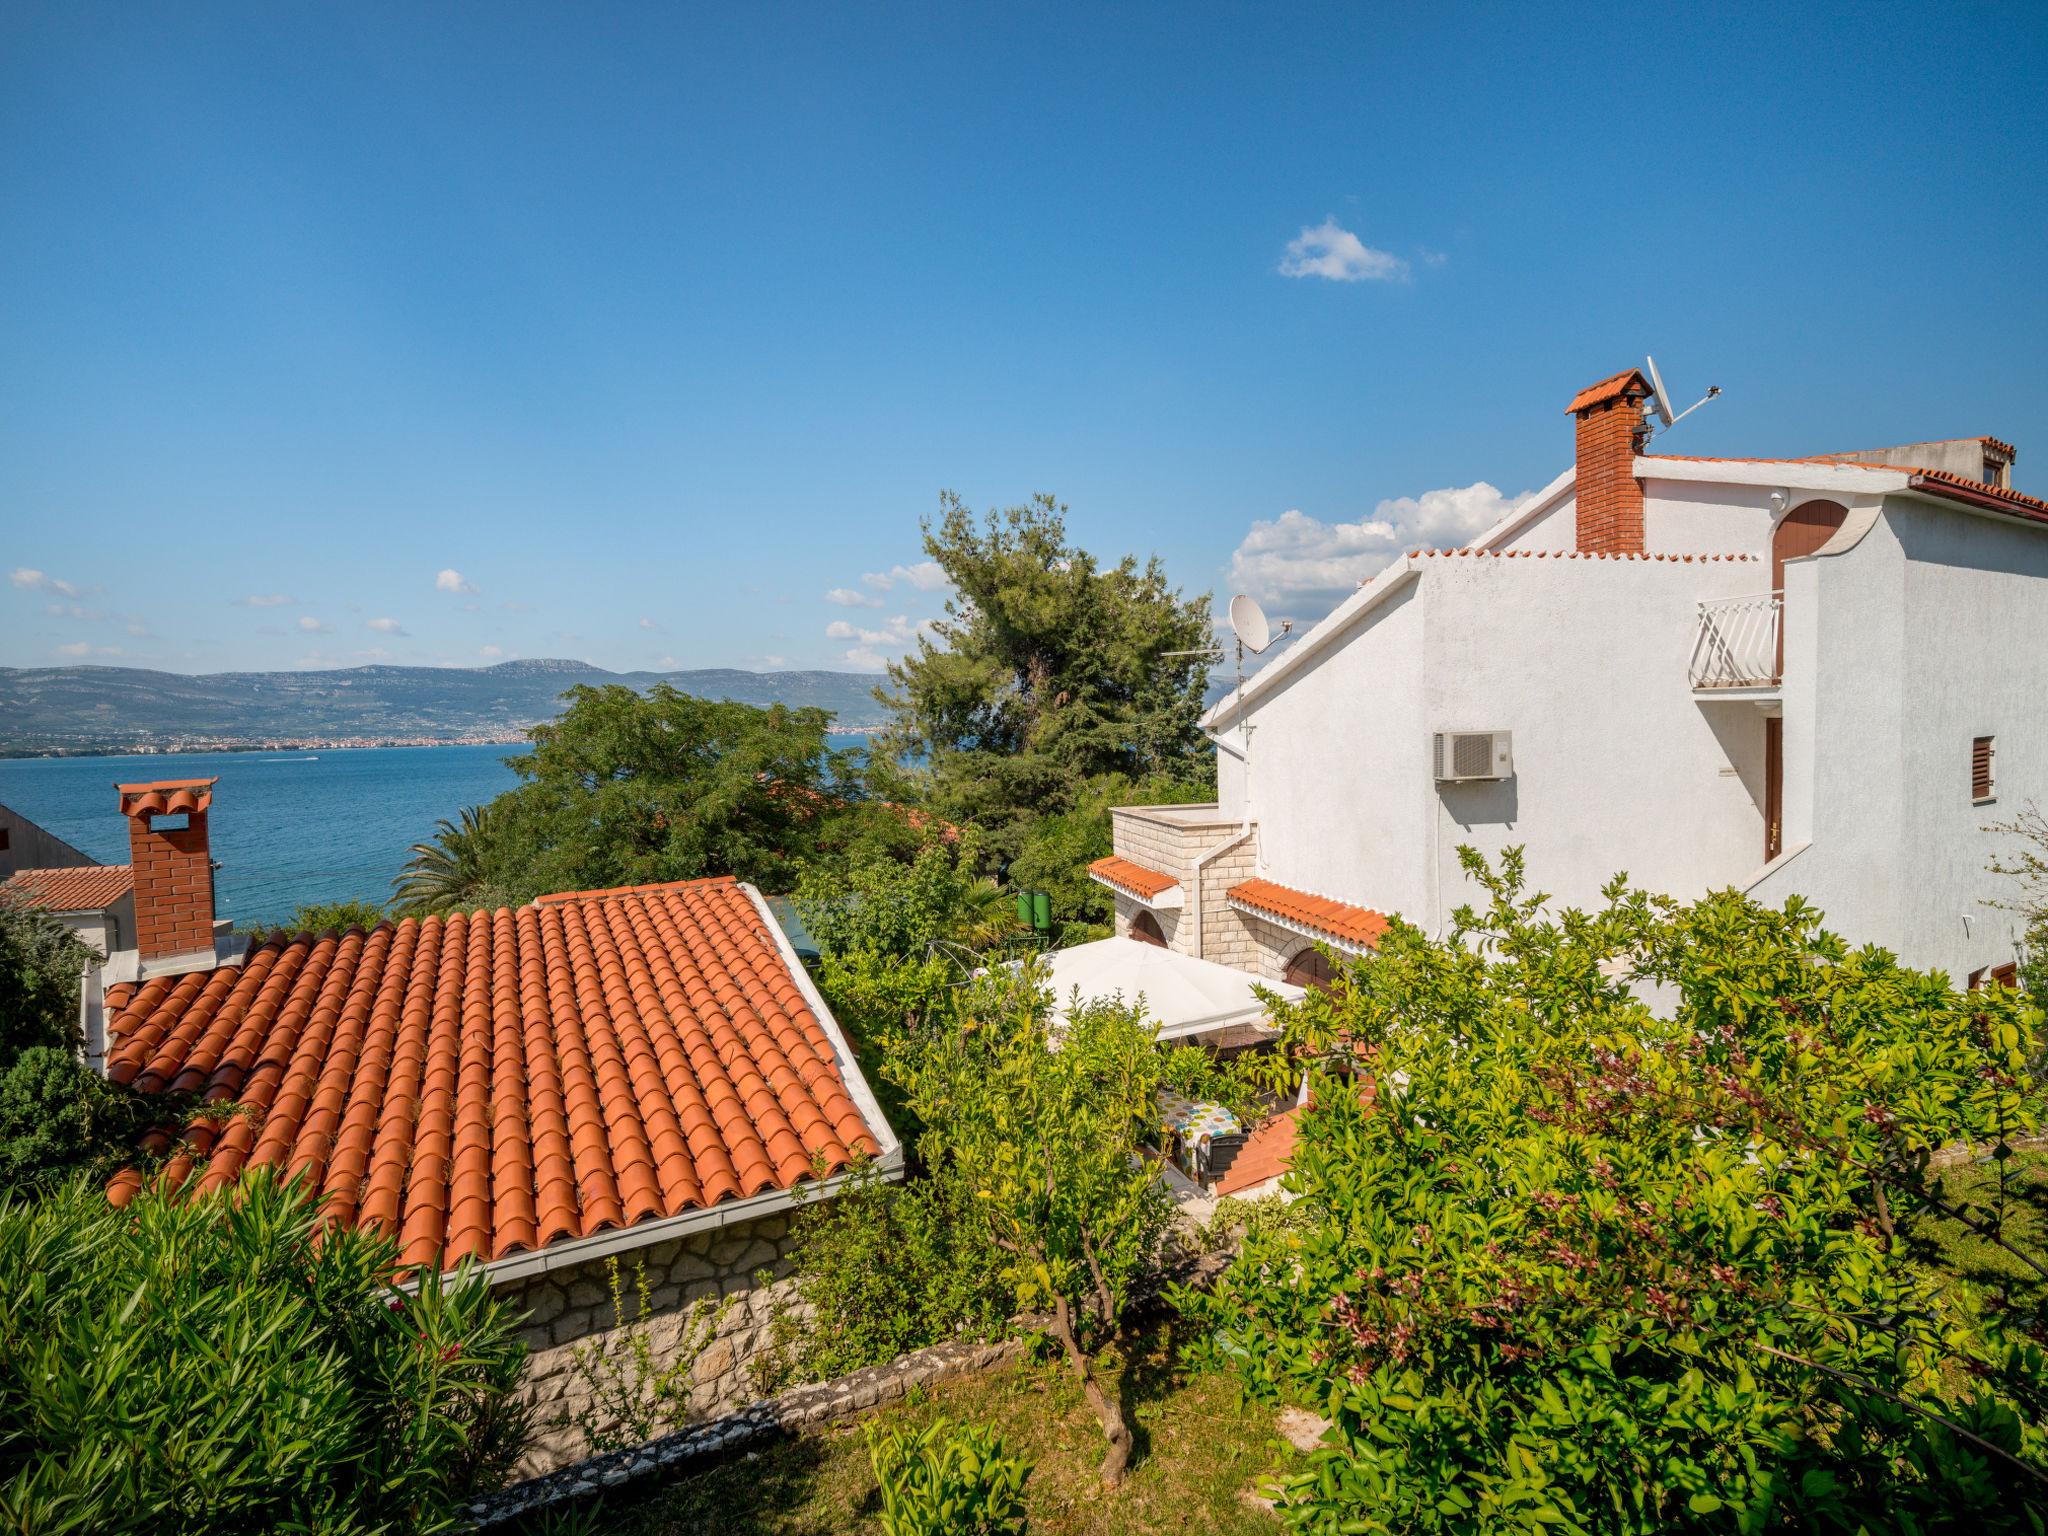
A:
[0, 1171, 529, 1534]
[1186, 849, 2048, 1534]
[866, 1416, 1031, 1536]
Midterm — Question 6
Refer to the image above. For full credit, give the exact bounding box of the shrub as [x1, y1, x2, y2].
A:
[764, 1160, 1014, 1387]
[1187, 850, 2048, 1534]
[0, 1047, 98, 1187]
[558, 1255, 735, 1454]
[0, 1172, 528, 1533]
[866, 1416, 1030, 1536]
[0, 897, 90, 1057]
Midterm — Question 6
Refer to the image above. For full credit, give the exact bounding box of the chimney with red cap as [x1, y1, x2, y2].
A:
[1568, 368, 1653, 555]
[117, 777, 219, 963]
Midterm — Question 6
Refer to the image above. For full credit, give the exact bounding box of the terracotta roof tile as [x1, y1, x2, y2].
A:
[1214, 1106, 1299, 1197]
[1407, 549, 1758, 562]
[0, 864, 132, 912]
[1643, 454, 2048, 526]
[116, 777, 216, 818]
[1566, 369, 1650, 415]
[104, 877, 885, 1272]
[1087, 855, 1179, 901]
[1228, 877, 1388, 950]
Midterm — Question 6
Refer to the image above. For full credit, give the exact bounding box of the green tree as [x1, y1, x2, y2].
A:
[479, 684, 857, 901]
[1187, 849, 2048, 1534]
[898, 969, 1184, 1487]
[0, 897, 90, 1058]
[239, 898, 392, 939]
[0, 1172, 528, 1533]
[393, 803, 507, 915]
[872, 493, 1214, 876]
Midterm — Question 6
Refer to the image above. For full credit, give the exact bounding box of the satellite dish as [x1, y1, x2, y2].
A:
[1228, 593, 1273, 654]
[1644, 355, 1675, 429]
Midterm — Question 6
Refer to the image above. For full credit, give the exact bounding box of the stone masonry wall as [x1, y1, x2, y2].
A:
[500, 1211, 801, 1476]
[1108, 808, 1256, 962]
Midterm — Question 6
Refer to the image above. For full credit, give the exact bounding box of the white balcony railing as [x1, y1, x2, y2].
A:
[1689, 592, 1782, 690]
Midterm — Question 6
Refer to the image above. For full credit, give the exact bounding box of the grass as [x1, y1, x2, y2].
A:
[545, 1316, 1294, 1536]
[1910, 1146, 2048, 1321]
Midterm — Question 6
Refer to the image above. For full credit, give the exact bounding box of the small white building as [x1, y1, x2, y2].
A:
[1092, 369, 2044, 991]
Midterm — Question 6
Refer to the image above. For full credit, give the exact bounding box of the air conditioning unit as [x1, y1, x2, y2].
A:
[1433, 729, 1513, 783]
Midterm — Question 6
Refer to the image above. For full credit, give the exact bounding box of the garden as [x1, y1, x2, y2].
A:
[5, 499, 2048, 1531]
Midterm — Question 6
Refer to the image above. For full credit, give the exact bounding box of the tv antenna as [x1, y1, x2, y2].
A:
[1644, 354, 1721, 437]
[1162, 592, 1292, 789]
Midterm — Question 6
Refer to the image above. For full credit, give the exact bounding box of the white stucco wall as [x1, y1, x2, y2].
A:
[1494, 493, 1578, 552]
[1229, 577, 1430, 920]
[1745, 494, 2045, 980]
[1639, 478, 1781, 558]
[1225, 554, 1766, 935]
[1416, 555, 1767, 926]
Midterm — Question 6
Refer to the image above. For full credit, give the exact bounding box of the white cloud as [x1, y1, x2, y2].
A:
[435, 568, 476, 594]
[46, 602, 107, 622]
[826, 612, 936, 669]
[10, 568, 83, 598]
[1226, 482, 1533, 610]
[861, 560, 949, 593]
[479, 644, 505, 659]
[239, 593, 293, 607]
[55, 641, 121, 659]
[1278, 218, 1408, 283]
[298, 615, 331, 633]
[826, 587, 885, 608]
[366, 617, 408, 636]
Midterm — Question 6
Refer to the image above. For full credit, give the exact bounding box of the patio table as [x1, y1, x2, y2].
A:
[1157, 1090, 1243, 1181]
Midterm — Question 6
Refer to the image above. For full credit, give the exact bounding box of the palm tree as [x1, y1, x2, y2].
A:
[392, 804, 499, 915]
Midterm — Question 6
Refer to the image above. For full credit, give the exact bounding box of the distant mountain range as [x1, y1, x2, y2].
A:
[0, 659, 890, 754]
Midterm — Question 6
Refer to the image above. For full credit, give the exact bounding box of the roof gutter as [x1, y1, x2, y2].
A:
[450, 1150, 906, 1290]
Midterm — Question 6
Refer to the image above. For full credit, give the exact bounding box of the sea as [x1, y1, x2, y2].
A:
[0, 735, 870, 926]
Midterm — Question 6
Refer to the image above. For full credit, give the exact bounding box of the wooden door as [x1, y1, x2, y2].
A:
[1770, 500, 1848, 678]
[1764, 716, 1783, 862]
[1283, 947, 1336, 991]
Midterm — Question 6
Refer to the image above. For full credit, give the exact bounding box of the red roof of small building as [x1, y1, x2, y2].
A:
[1228, 878, 1388, 950]
[104, 876, 885, 1272]
[1088, 855, 1179, 901]
[1214, 1105, 1300, 1197]
[1566, 369, 1650, 415]
[0, 864, 133, 912]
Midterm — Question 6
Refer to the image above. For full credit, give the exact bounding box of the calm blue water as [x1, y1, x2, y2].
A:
[0, 735, 870, 924]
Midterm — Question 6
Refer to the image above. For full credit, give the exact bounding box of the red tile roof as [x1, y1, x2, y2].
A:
[103, 876, 885, 1272]
[117, 778, 215, 818]
[1228, 878, 1388, 950]
[0, 864, 133, 912]
[1214, 1105, 1299, 1197]
[1566, 369, 1650, 415]
[1088, 855, 1179, 901]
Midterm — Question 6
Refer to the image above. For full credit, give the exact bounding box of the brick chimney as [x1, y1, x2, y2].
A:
[1568, 369, 1653, 554]
[117, 778, 219, 963]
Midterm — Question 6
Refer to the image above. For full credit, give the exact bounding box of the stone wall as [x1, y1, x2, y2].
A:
[499, 1210, 802, 1476]
[1107, 807, 1259, 964]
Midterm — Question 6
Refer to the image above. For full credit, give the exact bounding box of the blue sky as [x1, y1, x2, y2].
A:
[3, 2, 2044, 676]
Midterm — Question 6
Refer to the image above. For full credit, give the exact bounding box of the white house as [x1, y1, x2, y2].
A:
[1089, 368, 2044, 994]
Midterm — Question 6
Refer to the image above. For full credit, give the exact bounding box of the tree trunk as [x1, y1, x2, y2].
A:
[1051, 1298, 1132, 1487]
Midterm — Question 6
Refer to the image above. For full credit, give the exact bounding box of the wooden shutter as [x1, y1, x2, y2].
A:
[1972, 736, 1995, 802]
[1992, 962, 2019, 989]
